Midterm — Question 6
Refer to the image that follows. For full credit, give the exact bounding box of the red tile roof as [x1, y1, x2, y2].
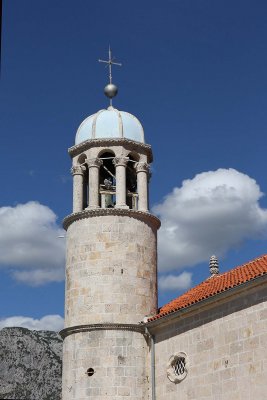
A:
[149, 254, 267, 322]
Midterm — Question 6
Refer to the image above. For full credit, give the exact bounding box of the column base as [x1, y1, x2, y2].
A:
[115, 204, 129, 210]
[86, 205, 100, 210]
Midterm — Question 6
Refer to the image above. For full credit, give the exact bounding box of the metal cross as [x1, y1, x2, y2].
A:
[98, 46, 122, 84]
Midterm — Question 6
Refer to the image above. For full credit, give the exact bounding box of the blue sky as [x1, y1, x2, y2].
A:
[1, 0, 267, 330]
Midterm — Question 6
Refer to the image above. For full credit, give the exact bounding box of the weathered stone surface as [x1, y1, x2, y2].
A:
[62, 329, 149, 400]
[0, 327, 62, 400]
[65, 214, 158, 327]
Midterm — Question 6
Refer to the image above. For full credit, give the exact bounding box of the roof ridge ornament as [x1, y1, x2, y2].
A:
[98, 46, 122, 107]
[209, 255, 219, 277]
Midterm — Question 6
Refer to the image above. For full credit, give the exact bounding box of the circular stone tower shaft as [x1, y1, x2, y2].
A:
[60, 109, 160, 400]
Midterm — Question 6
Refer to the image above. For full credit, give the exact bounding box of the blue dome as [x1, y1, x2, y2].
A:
[75, 106, 145, 145]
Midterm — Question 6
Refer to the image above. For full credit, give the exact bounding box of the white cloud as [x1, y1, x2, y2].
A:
[0, 315, 64, 331]
[0, 202, 65, 285]
[159, 272, 192, 291]
[12, 269, 64, 286]
[153, 168, 267, 271]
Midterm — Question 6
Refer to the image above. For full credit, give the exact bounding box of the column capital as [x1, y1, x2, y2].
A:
[135, 162, 150, 173]
[86, 158, 103, 169]
[71, 165, 85, 176]
[112, 156, 129, 167]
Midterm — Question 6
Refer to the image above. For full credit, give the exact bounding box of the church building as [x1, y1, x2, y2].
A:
[59, 51, 267, 400]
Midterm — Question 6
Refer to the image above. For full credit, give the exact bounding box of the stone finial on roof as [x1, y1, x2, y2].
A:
[209, 255, 219, 276]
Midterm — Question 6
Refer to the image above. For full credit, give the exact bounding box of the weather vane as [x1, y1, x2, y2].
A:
[99, 47, 122, 106]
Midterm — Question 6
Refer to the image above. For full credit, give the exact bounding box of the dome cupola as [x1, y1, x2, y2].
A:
[75, 106, 145, 145]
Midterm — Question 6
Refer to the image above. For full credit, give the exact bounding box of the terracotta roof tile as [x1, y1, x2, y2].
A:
[149, 254, 267, 322]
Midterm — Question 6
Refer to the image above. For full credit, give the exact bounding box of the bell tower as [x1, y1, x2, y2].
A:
[60, 50, 160, 400]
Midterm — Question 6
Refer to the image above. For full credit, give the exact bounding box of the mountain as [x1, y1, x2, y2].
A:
[0, 327, 62, 400]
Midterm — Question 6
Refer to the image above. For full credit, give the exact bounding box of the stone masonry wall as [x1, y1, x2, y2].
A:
[65, 214, 157, 327]
[153, 283, 267, 400]
[62, 329, 149, 400]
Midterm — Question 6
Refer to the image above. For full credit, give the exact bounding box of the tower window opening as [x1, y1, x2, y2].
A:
[167, 352, 188, 383]
[77, 154, 88, 210]
[173, 357, 186, 376]
[126, 155, 138, 210]
[86, 368, 95, 377]
[82, 164, 89, 209]
[99, 152, 116, 208]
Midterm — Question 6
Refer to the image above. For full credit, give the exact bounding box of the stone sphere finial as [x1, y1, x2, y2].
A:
[209, 255, 219, 276]
[104, 83, 118, 99]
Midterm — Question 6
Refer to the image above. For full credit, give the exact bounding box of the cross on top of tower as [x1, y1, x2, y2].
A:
[98, 47, 122, 106]
[99, 46, 122, 84]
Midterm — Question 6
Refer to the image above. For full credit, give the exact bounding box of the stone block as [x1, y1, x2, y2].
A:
[196, 338, 214, 352]
[225, 329, 239, 344]
[243, 336, 259, 350]
[259, 308, 267, 320]
[118, 387, 130, 396]
[229, 341, 243, 354]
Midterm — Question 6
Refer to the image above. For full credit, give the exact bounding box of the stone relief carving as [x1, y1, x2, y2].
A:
[135, 162, 149, 173]
[71, 165, 86, 175]
[86, 158, 103, 168]
[112, 156, 129, 167]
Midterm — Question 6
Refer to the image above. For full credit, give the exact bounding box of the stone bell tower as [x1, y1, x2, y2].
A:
[60, 50, 160, 400]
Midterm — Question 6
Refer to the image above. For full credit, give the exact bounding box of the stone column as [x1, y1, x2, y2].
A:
[113, 156, 129, 209]
[86, 158, 103, 209]
[71, 165, 85, 213]
[135, 162, 149, 211]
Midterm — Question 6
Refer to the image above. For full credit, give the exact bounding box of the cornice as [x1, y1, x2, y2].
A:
[59, 323, 145, 339]
[68, 138, 153, 162]
[63, 208, 161, 230]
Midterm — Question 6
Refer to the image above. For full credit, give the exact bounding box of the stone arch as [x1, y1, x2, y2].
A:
[97, 148, 116, 159]
[77, 153, 87, 165]
[126, 150, 140, 162]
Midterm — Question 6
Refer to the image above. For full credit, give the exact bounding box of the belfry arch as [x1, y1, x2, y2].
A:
[99, 151, 116, 208]
[77, 154, 88, 209]
[126, 153, 139, 210]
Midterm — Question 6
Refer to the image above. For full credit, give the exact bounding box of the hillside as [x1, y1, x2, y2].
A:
[0, 327, 62, 400]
